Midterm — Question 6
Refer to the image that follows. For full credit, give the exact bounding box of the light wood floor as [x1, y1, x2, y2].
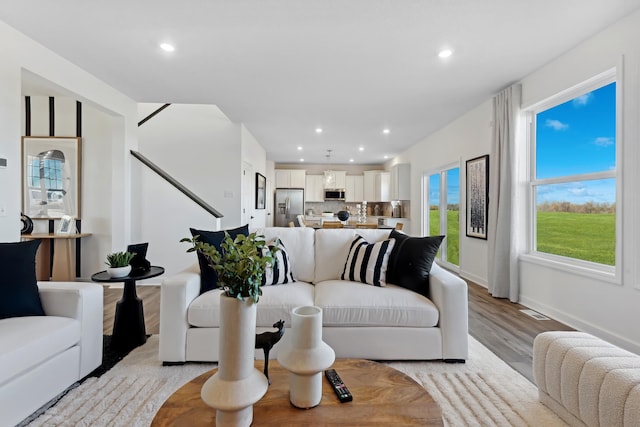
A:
[102, 280, 573, 383]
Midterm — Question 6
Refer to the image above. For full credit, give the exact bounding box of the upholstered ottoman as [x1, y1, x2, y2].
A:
[533, 331, 640, 426]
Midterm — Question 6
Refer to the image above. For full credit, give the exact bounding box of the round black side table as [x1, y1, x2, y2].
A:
[92, 266, 164, 351]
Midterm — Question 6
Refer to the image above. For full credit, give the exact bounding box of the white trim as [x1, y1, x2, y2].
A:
[525, 69, 620, 280]
[520, 253, 620, 285]
[519, 294, 640, 355]
[523, 68, 616, 112]
[459, 269, 488, 288]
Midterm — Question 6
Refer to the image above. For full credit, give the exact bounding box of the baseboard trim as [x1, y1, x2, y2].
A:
[459, 270, 488, 288]
[519, 295, 640, 355]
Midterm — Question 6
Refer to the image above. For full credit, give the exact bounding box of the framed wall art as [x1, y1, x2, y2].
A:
[466, 154, 489, 239]
[255, 172, 266, 209]
[21, 136, 82, 219]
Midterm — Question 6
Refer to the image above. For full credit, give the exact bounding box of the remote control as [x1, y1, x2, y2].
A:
[325, 369, 353, 403]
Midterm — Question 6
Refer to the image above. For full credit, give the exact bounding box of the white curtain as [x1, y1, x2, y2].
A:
[487, 84, 523, 302]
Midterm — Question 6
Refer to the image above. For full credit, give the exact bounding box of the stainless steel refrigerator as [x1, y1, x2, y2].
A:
[274, 189, 304, 227]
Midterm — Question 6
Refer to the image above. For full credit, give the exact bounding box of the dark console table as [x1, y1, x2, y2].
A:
[91, 266, 164, 351]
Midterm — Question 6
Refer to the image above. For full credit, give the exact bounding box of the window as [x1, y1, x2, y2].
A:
[426, 166, 460, 266]
[530, 76, 617, 268]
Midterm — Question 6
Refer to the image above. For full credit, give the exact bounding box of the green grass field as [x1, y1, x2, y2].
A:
[430, 209, 459, 265]
[536, 211, 615, 265]
[427, 210, 614, 266]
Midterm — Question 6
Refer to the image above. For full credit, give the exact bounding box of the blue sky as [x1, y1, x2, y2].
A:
[429, 168, 460, 206]
[428, 83, 615, 208]
[536, 82, 616, 204]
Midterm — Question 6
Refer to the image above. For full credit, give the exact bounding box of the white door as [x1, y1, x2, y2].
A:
[242, 162, 257, 228]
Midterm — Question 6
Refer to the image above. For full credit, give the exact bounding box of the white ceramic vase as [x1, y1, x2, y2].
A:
[106, 265, 131, 278]
[201, 294, 269, 427]
[277, 306, 335, 408]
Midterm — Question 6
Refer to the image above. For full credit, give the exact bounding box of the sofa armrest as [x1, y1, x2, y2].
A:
[37, 282, 104, 377]
[428, 263, 469, 360]
[159, 264, 202, 363]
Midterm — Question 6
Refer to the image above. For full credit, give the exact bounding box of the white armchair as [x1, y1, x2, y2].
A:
[0, 282, 103, 426]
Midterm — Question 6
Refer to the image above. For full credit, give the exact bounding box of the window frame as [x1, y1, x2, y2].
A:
[423, 162, 460, 270]
[524, 68, 622, 284]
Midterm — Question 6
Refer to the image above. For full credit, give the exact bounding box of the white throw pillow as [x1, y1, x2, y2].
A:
[341, 234, 395, 287]
[262, 240, 295, 285]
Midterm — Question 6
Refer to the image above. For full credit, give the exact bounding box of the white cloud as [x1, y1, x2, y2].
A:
[572, 93, 593, 107]
[545, 119, 569, 131]
[594, 136, 614, 147]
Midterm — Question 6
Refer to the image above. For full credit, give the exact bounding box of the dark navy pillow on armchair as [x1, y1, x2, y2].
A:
[189, 224, 249, 294]
[0, 239, 45, 319]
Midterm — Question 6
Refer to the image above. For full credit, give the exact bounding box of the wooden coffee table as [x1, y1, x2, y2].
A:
[151, 359, 443, 426]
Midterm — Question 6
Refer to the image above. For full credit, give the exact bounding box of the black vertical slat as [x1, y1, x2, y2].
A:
[49, 96, 55, 136]
[75, 220, 81, 278]
[76, 101, 82, 137]
[25, 96, 31, 136]
[48, 220, 55, 277]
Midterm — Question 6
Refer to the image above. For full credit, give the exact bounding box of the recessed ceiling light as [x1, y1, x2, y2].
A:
[297, 146, 303, 151]
[358, 146, 364, 152]
[349, 158, 354, 162]
[438, 49, 453, 58]
[383, 155, 389, 159]
[300, 158, 305, 162]
[315, 128, 323, 134]
[383, 128, 390, 134]
[160, 43, 175, 52]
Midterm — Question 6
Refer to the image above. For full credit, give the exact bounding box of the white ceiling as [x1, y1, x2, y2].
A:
[2, 1, 640, 165]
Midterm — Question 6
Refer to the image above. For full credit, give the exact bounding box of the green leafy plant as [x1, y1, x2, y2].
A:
[181, 232, 280, 304]
[105, 251, 135, 268]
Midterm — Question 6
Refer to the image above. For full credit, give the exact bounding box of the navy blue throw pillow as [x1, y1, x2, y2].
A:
[189, 224, 249, 294]
[385, 229, 444, 297]
[0, 239, 45, 319]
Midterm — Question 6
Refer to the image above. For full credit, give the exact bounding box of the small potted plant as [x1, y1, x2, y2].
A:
[105, 251, 135, 278]
[181, 232, 280, 419]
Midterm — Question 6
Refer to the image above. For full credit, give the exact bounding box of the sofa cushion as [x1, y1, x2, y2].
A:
[314, 280, 439, 327]
[0, 239, 45, 319]
[255, 227, 316, 283]
[314, 229, 392, 283]
[386, 230, 444, 297]
[0, 315, 81, 385]
[341, 235, 395, 286]
[190, 224, 249, 294]
[262, 240, 295, 285]
[188, 281, 315, 328]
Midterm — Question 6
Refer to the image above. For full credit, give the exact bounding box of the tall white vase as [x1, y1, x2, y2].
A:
[277, 306, 335, 408]
[201, 294, 269, 427]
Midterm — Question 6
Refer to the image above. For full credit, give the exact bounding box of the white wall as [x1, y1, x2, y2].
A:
[241, 124, 267, 229]
[393, 9, 640, 353]
[393, 100, 493, 285]
[517, 9, 640, 353]
[0, 21, 137, 252]
[134, 104, 268, 276]
[19, 96, 115, 278]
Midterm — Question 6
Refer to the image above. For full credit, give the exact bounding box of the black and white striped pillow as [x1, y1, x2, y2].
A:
[261, 240, 295, 286]
[341, 235, 395, 287]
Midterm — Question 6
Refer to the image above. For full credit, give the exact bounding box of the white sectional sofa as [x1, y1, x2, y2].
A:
[0, 282, 103, 427]
[159, 227, 468, 364]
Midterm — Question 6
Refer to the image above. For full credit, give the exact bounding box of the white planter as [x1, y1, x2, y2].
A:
[106, 265, 131, 278]
[277, 306, 335, 408]
[201, 294, 269, 427]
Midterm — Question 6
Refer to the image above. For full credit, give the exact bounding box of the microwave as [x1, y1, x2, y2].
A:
[324, 189, 346, 201]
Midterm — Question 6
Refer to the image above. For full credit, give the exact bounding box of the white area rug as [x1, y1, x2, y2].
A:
[27, 336, 566, 426]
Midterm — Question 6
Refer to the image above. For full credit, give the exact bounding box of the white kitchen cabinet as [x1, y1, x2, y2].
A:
[390, 163, 411, 200]
[363, 171, 390, 202]
[345, 175, 364, 202]
[324, 170, 347, 189]
[275, 169, 306, 188]
[305, 175, 325, 202]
